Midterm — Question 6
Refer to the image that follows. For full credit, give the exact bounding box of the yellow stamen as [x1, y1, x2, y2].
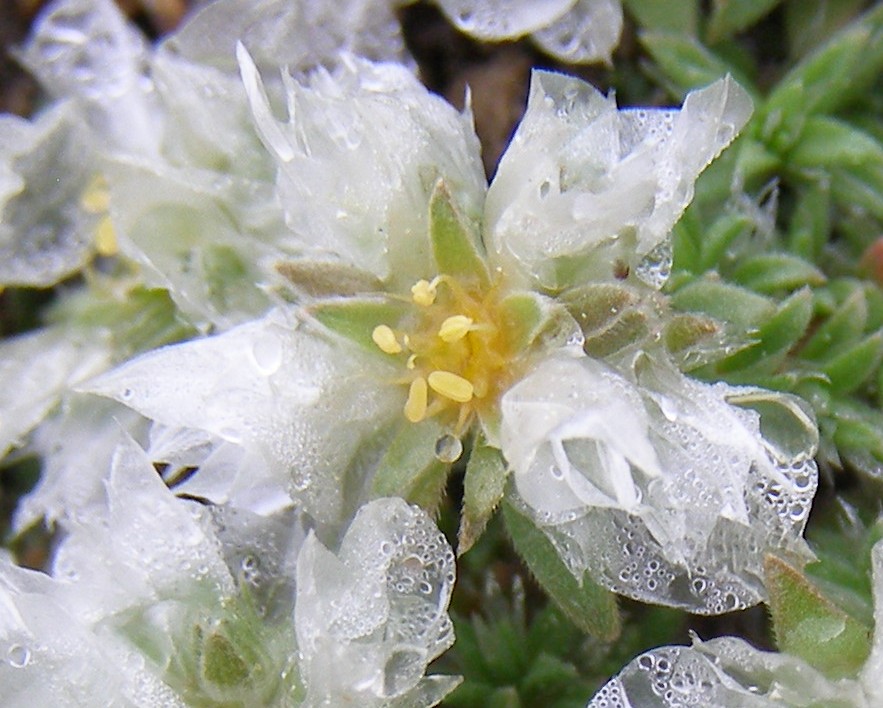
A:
[81, 177, 110, 213]
[411, 279, 437, 306]
[372, 324, 402, 354]
[428, 370, 474, 403]
[404, 377, 428, 422]
[406, 354, 418, 370]
[95, 216, 118, 256]
[438, 314, 473, 343]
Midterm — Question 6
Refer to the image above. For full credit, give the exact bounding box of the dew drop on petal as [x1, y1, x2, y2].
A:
[7, 644, 31, 668]
[250, 330, 283, 375]
[434, 434, 463, 463]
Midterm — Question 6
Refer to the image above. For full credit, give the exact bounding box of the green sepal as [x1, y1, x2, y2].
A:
[501, 501, 620, 640]
[497, 291, 548, 353]
[309, 297, 410, 352]
[430, 180, 489, 287]
[560, 283, 650, 358]
[732, 252, 826, 294]
[822, 330, 883, 394]
[639, 32, 756, 98]
[275, 259, 383, 297]
[801, 290, 867, 361]
[459, 441, 509, 556]
[372, 418, 450, 515]
[622, 0, 699, 33]
[717, 288, 813, 374]
[764, 554, 872, 680]
[671, 278, 775, 328]
[706, 0, 784, 42]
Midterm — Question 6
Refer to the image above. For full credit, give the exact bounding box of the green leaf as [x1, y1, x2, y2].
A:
[764, 554, 872, 680]
[430, 180, 489, 286]
[698, 213, 755, 272]
[502, 501, 620, 640]
[640, 32, 755, 96]
[785, 0, 869, 60]
[800, 290, 868, 361]
[763, 5, 883, 135]
[731, 252, 826, 294]
[822, 330, 883, 394]
[830, 398, 883, 461]
[830, 162, 883, 220]
[671, 278, 775, 328]
[787, 179, 832, 261]
[460, 442, 510, 556]
[623, 0, 699, 33]
[788, 116, 883, 170]
[309, 297, 409, 352]
[717, 288, 814, 373]
[707, 0, 784, 42]
[372, 419, 450, 514]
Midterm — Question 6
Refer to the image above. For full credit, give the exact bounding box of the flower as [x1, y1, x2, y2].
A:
[83, 39, 819, 614]
[167, 0, 622, 73]
[0, 435, 458, 706]
[587, 537, 883, 707]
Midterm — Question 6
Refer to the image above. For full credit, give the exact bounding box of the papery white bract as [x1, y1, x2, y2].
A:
[587, 538, 883, 707]
[296, 497, 459, 706]
[1, 434, 460, 706]
[502, 354, 818, 613]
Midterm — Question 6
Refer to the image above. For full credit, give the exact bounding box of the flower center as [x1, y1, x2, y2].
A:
[372, 274, 517, 433]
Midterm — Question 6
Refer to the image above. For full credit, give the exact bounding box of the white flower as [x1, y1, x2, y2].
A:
[82, 46, 810, 615]
[166, 0, 622, 71]
[0, 436, 459, 706]
[587, 537, 883, 707]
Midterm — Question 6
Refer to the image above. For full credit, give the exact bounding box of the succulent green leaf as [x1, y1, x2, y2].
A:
[622, 0, 699, 33]
[372, 418, 450, 514]
[460, 441, 510, 556]
[732, 252, 826, 294]
[734, 137, 782, 186]
[717, 287, 813, 373]
[707, 0, 784, 42]
[801, 290, 868, 361]
[788, 116, 883, 170]
[502, 501, 620, 640]
[671, 278, 775, 328]
[822, 330, 883, 394]
[639, 32, 756, 97]
[698, 213, 758, 271]
[309, 297, 410, 352]
[785, 0, 870, 59]
[764, 554, 872, 680]
[787, 179, 832, 261]
[831, 398, 883, 462]
[763, 5, 883, 130]
[830, 162, 883, 220]
[430, 179, 489, 287]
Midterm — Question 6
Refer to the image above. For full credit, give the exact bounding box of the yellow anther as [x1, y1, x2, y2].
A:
[404, 377, 428, 423]
[81, 177, 110, 213]
[428, 370, 474, 403]
[406, 354, 418, 370]
[438, 315, 473, 343]
[95, 215, 118, 257]
[372, 324, 402, 354]
[411, 279, 437, 306]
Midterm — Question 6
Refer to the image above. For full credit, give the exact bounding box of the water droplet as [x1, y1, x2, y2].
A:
[250, 331, 283, 375]
[434, 434, 463, 463]
[7, 644, 30, 668]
